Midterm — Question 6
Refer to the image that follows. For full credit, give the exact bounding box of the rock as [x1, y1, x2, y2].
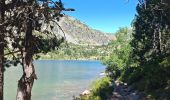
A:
[127, 92, 139, 100]
[127, 85, 134, 92]
[81, 90, 90, 95]
[124, 83, 127, 86]
[59, 15, 115, 45]
[110, 92, 122, 100]
[160, 93, 168, 99]
[113, 92, 121, 97]
[115, 80, 124, 86]
[138, 92, 145, 99]
[109, 80, 147, 100]
[100, 72, 106, 76]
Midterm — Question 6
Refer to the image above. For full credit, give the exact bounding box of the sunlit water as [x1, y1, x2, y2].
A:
[4, 60, 106, 100]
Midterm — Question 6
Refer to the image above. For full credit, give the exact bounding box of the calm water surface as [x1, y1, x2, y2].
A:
[4, 60, 106, 100]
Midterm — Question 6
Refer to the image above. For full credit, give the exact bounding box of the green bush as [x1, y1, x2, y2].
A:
[122, 56, 170, 91]
[90, 77, 114, 100]
[120, 67, 143, 85]
[75, 77, 113, 100]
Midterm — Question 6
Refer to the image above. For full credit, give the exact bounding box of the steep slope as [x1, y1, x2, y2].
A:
[57, 16, 115, 45]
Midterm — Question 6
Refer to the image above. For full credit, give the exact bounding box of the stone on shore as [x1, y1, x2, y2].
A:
[81, 90, 90, 95]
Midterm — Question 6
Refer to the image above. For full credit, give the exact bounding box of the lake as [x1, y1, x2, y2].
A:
[4, 60, 106, 100]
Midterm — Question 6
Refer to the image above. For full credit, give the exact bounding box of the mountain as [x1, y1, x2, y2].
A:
[42, 15, 115, 45]
[39, 16, 116, 60]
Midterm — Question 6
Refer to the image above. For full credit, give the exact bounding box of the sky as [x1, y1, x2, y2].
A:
[62, 0, 138, 33]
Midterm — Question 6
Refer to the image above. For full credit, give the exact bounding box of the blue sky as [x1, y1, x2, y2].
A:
[62, 0, 138, 33]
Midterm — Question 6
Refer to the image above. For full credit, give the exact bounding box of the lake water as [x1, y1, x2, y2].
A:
[4, 60, 106, 100]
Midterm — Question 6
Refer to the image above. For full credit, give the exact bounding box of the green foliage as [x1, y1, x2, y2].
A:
[90, 77, 113, 99]
[38, 42, 111, 60]
[3, 0, 71, 68]
[120, 0, 170, 98]
[76, 77, 113, 100]
[121, 56, 170, 93]
[131, 0, 170, 65]
[103, 27, 132, 79]
[120, 67, 143, 85]
[125, 0, 170, 91]
[104, 2, 170, 96]
[77, 1, 170, 99]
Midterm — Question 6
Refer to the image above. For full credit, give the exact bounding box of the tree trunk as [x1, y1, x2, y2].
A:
[0, 36, 4, 100]
[158, 26, 162, 54]
[16, 53, 36, 100]
[0, 0, 5, 100]
[16, 6, 37, 100]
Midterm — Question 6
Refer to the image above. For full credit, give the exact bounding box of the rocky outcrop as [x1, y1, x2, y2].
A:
[60, 16, 115, 45]
[47, 15, 116, 45]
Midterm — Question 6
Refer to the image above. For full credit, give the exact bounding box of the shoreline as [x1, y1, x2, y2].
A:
[35, 59, 101, 62]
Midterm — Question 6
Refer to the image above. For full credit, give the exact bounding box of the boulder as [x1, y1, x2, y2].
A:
[81, 90, 90, 95]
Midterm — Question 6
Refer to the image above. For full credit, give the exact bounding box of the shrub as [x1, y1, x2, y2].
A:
[90, 77, 114, 100]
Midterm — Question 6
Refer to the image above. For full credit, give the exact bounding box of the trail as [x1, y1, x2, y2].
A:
[108, 81, 147, 100]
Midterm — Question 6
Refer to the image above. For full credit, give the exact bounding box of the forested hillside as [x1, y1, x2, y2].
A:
[39, 42, 109, 60]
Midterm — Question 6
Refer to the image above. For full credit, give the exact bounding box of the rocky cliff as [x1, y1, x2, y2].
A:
[42, 15, 115, 45]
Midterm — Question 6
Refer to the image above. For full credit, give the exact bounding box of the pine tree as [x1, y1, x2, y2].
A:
[0, 0, 73, 100]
